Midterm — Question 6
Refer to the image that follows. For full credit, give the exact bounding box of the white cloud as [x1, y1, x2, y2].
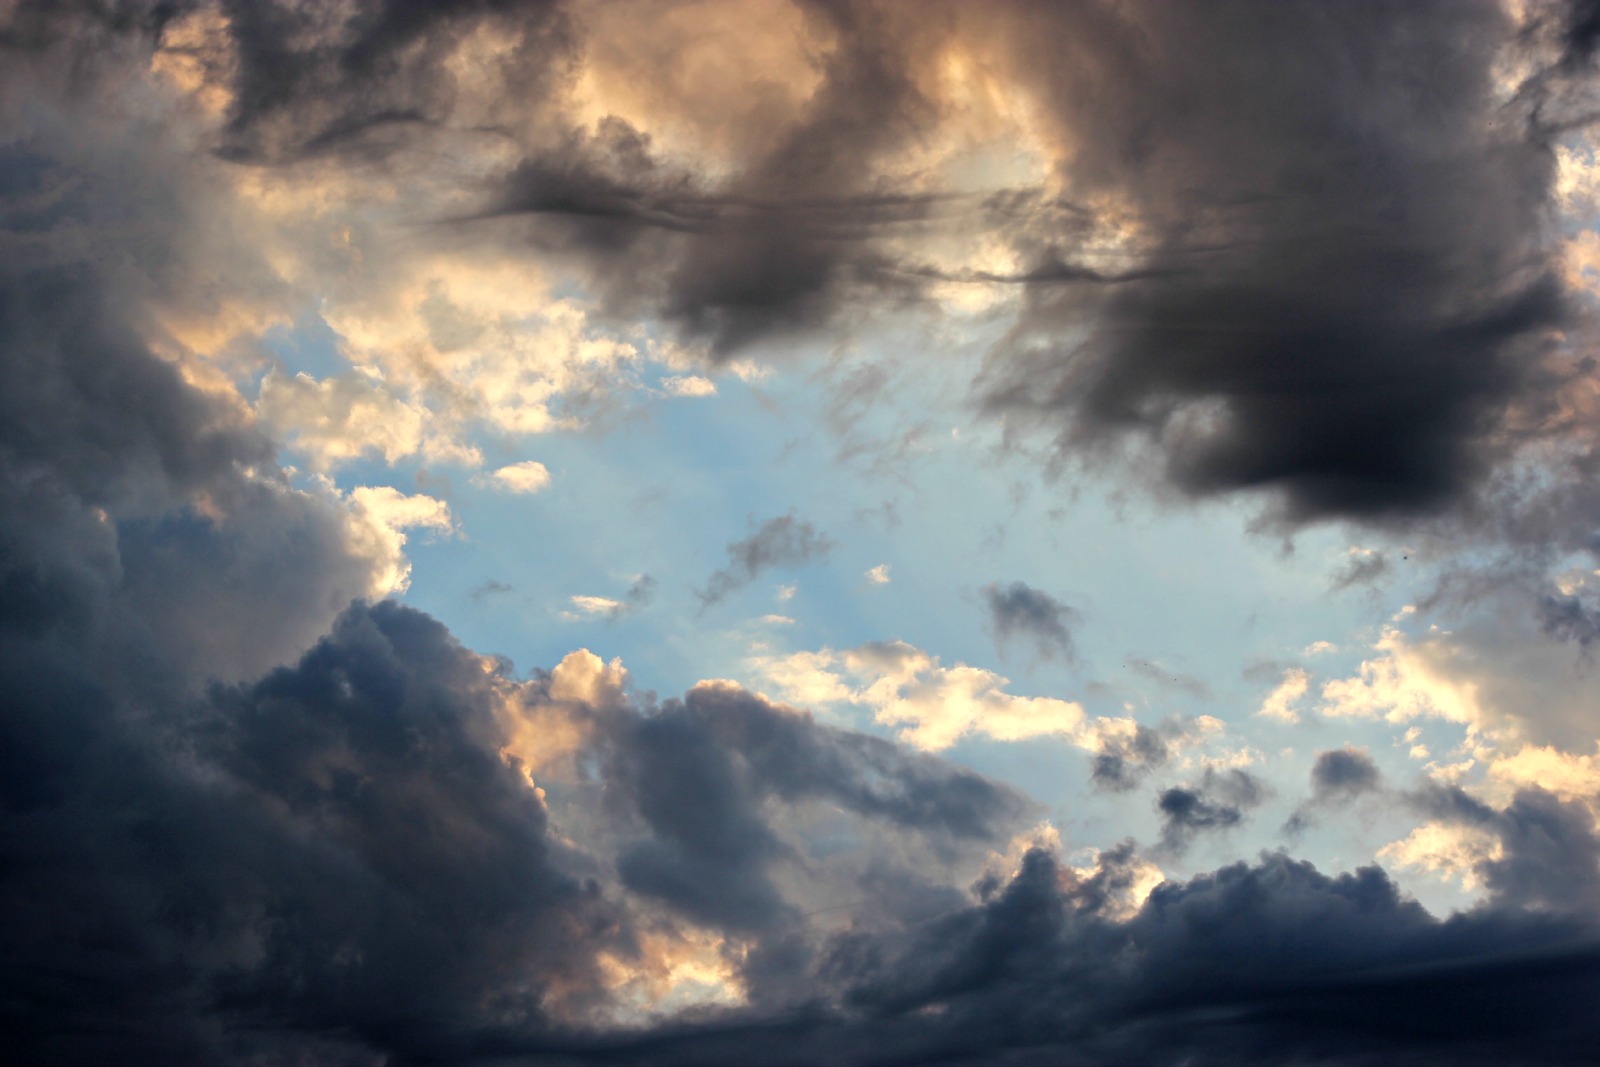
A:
[865, 564, 891, 584]
[477, 460, 552, 494]
[752, 639, 1139, 753]
[1257, 667, 1310, 723]
[345, 485, 455, 596]
[662, 374, 717, 397]
[1487, 744, 1600, 802]
[1378, 822, 1502, 892]
[776, 583, 796, 602]
[1319, 626, 1484, 727]
[569, 595, 624, 616]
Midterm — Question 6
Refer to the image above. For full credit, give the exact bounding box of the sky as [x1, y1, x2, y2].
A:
[5, 1, 1600, 1064]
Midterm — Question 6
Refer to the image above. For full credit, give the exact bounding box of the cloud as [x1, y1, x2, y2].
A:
[662, 374, 717, 397]
[753, 638, 1174, 756]
[698, 514, 834, 606]
[1089, 723, 1170, 792]
[470, 578, 514, 600]
[865, 563, 891, 584]
[477, 460, 553, 494]
[1156, 768, 1269, 853]
[1257, 667, 1310, 723]
[566, 575, 655, 623]
[1312, 747, 1383, 801]
[1333, 547, 1391, 591]
[982, 580, 1079, 662]
[975, 1, 1575, 527]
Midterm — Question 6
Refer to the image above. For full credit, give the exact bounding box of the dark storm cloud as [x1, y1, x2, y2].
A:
[533, 845, 1600, 1067]
[1156, 768, 1268, 853]
[697, 513, 834, 606]
[982, 580, 1079, 662]
[979, 0, 1575, 525]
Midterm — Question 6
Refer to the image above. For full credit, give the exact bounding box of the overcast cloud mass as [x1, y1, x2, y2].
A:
[5, 1, 1600, 1063]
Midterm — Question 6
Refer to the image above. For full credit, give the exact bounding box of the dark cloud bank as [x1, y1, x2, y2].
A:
[5, 1, 1600, 1064]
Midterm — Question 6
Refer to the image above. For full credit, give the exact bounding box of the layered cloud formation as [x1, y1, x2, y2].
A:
[6, 2, 1600, 1064]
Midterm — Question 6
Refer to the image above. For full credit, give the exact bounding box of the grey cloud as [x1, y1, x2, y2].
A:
[982, 580, 1079, 663]
[550, 846, 1600, 1067]
[1313, 746, 1383, 801]
[470, 578, 514, 599]
[1157, 768, 1269, 853]
[1538, 591, 1600, 647]
[978, 0, 1574, 526]
[600, 679, 1031, 936]
[605, 573, 658, 621]
[1333, 550, 1391, 591]
[214, 0, 574, 163]
[697, 514, 834, 606]
[1415, 783, 1600, 913]
[1090, 723, 1169, 792]
[486, 2, 948, 355]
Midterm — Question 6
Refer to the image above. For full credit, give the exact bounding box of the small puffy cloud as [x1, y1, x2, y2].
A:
[477, 460, 552, 494]
[1257, 667, 1310, 723]
[776, 583, 796, 602]
[662, 374, 717, 397]
[568, 595, 624, 618]
[865, 564, 891, 584]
